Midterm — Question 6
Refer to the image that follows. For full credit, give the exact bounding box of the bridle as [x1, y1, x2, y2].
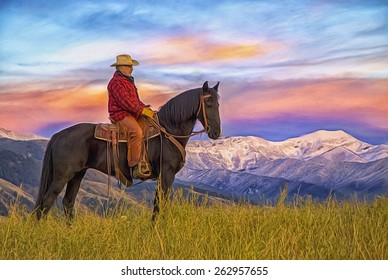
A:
[145, 92, 214, 187]
[194, 93, 212, 135]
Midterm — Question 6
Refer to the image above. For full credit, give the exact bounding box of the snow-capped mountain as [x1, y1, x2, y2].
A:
[183, 130, 384, 171]
[274, 130, 375, 159]
[177, 130, 388, 202]
[0, 128, 47, 141]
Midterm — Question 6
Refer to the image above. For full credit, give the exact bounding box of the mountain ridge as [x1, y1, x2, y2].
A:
[185, 129, 385, 172]
[0, 128, 48, 141]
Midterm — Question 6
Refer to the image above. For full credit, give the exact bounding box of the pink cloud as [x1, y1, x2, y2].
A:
[1, 77, 386, 139]
[0, 80, 176, 135]
[0, 83, 108, 133]
[222, 78, 388, 130]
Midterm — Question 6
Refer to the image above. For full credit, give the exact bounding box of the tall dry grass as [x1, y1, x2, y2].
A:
[1, 190, 387, 260]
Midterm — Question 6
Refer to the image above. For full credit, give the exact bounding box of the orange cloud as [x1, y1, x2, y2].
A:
[136, 83, 175, 109]
[207, 44, 262, 60]
[143, 35, 272, 65]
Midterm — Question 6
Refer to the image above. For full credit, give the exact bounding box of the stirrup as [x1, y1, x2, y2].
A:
[131, 162, 152, 180]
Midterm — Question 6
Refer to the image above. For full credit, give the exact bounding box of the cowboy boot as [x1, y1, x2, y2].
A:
[131, 161, 152, 180]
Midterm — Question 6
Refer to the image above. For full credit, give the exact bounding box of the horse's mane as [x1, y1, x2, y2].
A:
[157, 88, 202, 127]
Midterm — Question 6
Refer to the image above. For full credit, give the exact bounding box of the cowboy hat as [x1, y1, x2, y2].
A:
[110, 54, 139, 67]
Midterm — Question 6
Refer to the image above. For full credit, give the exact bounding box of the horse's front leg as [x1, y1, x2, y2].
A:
[152, 166, 175, 222]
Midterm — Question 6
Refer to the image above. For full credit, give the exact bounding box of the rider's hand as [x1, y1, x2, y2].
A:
[141, 107, 155, 118]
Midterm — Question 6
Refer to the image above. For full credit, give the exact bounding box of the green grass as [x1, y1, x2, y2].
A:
[1, 190, 387, 260]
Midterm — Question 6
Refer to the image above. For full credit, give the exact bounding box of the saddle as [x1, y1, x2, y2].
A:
[94, 117, 160, 187]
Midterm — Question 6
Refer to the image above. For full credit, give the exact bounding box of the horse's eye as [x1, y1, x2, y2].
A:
[205, 98, 213, 107]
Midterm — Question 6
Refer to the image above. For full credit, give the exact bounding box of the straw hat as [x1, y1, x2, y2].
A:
[110, 54, 139, 67]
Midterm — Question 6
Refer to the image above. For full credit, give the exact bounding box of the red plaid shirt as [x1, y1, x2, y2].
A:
[107, 71, 145, 122]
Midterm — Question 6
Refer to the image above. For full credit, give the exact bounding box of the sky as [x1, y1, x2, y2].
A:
[0, 0, 387, 144]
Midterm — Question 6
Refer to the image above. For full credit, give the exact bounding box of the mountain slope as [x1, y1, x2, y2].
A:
[0, 178, 35, 216]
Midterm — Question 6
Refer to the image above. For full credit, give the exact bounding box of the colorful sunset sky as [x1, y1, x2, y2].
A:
[1, 0, 387, 144]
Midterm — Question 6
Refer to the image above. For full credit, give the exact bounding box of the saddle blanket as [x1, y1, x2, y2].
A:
[94, 123, 127, 143]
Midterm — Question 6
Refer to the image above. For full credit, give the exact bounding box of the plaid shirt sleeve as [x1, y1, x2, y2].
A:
[108, 73, 145, 121]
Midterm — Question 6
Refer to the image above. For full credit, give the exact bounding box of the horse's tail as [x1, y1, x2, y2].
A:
[34, 138, 54, 211]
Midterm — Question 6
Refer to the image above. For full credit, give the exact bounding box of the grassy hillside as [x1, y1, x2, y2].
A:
[1, 190, 387, 260]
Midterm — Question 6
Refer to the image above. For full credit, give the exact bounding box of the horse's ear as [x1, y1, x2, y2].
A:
[213, 81, 220, 91]
[202, 81, 209, 93]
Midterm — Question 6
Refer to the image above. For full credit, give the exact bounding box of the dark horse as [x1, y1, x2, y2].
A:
[34, 81, 221, 220]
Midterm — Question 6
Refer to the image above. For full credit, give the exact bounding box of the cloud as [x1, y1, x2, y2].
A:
[2, 0, 386, 83]
[221, 78, 388, 131]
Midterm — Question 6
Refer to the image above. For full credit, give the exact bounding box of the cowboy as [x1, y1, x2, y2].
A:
[107, 54, 154, 179]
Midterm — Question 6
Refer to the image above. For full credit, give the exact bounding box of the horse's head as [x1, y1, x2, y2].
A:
[198, 81, 222, 140]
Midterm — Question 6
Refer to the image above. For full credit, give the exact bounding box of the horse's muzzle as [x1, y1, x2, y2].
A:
[208, 127, 221, 140]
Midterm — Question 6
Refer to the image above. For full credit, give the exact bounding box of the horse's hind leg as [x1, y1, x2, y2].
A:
[39, 177, 68, 218]
[62, 170, 86, 219]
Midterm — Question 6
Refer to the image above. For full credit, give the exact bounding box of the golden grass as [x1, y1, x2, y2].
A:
[1, 190, 387, 260]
